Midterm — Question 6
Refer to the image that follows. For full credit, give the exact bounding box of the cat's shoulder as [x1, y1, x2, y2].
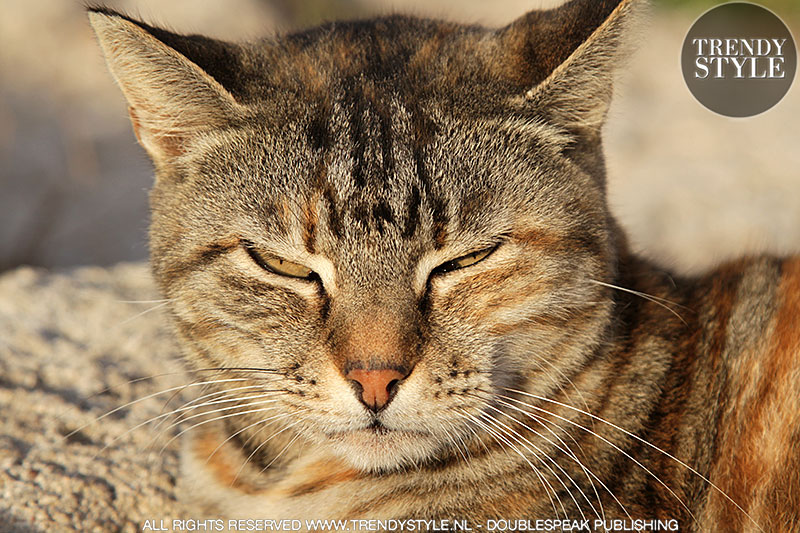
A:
[687, 255, 800, 531]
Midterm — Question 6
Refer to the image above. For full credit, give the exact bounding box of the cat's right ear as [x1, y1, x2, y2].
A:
[88, 8, 244, 168]
[496, 0, 641, 138]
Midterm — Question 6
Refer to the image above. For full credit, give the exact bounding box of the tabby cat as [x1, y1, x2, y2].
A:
[88, 0, 800, 530]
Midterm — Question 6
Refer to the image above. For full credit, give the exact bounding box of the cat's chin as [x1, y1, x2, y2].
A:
[326, 428, 440, 472]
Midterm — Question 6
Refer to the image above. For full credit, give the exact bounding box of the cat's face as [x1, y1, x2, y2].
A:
[90, 1, 634, 471]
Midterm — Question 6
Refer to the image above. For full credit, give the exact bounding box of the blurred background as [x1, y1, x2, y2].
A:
[0, 0, 798, 275]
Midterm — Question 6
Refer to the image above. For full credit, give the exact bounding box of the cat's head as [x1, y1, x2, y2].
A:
[90, 0, 638, 472]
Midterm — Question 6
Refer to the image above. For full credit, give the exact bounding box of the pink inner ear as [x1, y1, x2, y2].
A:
[128, 106, 185, 159]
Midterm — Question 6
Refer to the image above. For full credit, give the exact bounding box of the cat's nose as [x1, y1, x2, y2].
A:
[346, 367, 409, 412]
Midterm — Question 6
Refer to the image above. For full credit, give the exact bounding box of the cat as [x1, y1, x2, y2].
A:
[88, 0, 800, 530]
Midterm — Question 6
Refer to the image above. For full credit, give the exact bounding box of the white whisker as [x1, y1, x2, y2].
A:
[502, 387, 764, 532]
[501, 389, 698, 528]
[152, 384, 269, 431]
[457, 410, 563, 519]
[478, 400, 604, 521]
[154, 396, 284, 440]
[230, 413, 310, 486]
[258, 429, 305, 474]
[158, 405, 289, 454]
[203, 411, 301, 466]
[98, 393, 281, 457]
[118, 300, 172, 325]
[477, 390, 629, 521]
[478, 411, 588, 522]
[66, 378, 255, 439]
[588, 279, 688, 325]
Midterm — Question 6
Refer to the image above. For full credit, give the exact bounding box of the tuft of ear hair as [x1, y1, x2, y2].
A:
[499, 0, 642, 137]
[87, 7, 245, 167]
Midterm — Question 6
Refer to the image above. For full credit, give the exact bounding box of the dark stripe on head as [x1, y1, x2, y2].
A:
[410, 100, 438, 149]
[431, 199, 448, 249]
[372, 200, 394, 235]
[377, 104, 395, 184]
[199, 242, 238, 263]
[302, 196, 318, 254]
[408, 103, 447, 249]
[218, 274, 308, 313]
[259, 201, 280, 231]
[321, 180, 342, 239]
[403, 184, 421, 239]
[345, 83, 368, 189]
[306, 103, 332, 151]
[352, 202, 372, 231]
[310, 155, 342, 240]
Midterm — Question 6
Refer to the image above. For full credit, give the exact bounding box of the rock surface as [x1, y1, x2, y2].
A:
[0, 263, 188, 532]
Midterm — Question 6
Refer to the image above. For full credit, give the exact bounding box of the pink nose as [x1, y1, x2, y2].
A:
[346, 367, 408, 411]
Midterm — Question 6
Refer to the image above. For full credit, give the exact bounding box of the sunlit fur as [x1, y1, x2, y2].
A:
[90, 0, 799, 530]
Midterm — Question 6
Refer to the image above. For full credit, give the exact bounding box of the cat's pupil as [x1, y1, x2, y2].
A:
[432, 245, 497, 276]
[243, 242, 315, 280]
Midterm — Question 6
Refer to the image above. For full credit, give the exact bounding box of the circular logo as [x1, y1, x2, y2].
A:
[681, 2, 796, 117]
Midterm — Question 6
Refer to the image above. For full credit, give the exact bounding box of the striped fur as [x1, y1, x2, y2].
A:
[89, 0, 799, 530]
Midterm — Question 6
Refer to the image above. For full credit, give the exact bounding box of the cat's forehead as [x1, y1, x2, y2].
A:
[229, 93, 531, 258]
[236, 16, 568, 212]
[263, 89, 562, 211]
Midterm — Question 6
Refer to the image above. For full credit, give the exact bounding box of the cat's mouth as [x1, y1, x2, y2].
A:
[368, 420, 389, 435]
[325, 419, 428, 440]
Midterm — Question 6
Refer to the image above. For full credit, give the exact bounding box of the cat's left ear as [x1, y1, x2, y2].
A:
[88, 8, 245, 168]
[497, 0, 641, 137]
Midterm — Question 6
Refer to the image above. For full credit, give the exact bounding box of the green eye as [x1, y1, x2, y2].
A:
[244, 243, 314, 279]
[433, 246, 497, 275]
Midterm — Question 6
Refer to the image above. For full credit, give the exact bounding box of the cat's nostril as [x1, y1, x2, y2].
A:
[346, 367, 409, 412]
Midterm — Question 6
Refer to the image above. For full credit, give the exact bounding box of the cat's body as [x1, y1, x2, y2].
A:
[88, 0, 800, 531]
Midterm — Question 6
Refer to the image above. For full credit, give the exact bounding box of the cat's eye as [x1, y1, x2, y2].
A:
[432, 246, 497, 275]
[244, 243, 315, 279]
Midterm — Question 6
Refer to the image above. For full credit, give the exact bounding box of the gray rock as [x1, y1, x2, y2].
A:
[0, 263, 189, 532]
